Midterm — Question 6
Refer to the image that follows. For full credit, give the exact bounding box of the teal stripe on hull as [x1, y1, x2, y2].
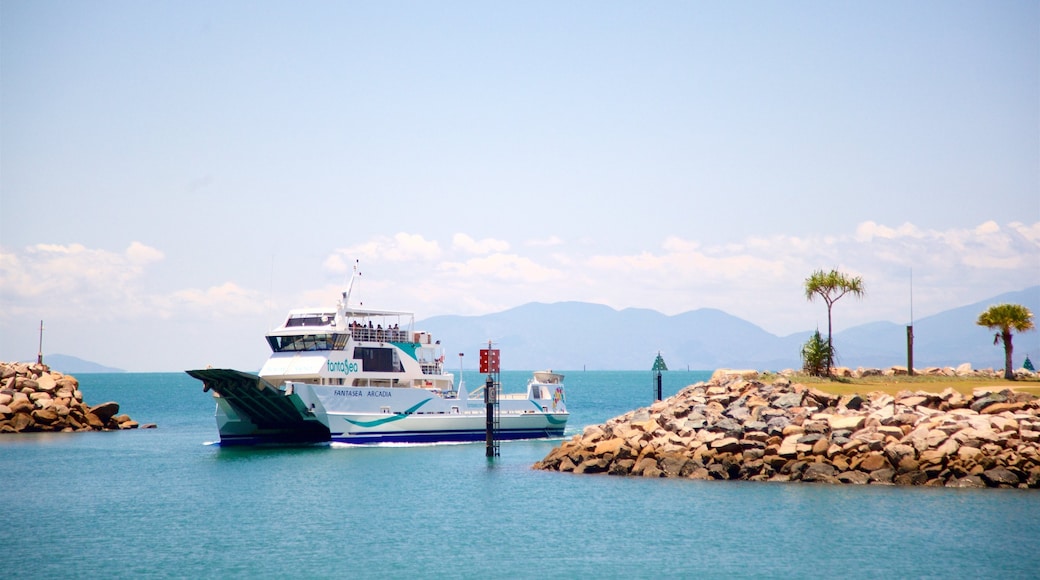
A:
[342, 398, 434, 428]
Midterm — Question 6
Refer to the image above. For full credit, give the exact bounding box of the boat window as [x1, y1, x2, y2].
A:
[267, 333, 348, 352]
[285, 314, 333, 327]
[353, 346, 404, 372]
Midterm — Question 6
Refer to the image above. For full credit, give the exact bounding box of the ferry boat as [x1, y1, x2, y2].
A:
[186, 272, 568, 446]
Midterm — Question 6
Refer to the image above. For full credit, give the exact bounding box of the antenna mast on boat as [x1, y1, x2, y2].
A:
[342, 260, 361, 308]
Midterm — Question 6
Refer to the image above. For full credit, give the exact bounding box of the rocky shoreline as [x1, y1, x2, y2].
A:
[0, 362, 151, 433]
[534, 369, 1040, 488]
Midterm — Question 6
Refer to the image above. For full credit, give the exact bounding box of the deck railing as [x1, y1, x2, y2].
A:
[347, 326, 409, 343]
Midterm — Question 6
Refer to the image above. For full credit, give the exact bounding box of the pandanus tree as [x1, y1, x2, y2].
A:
[976, 303, 1035, 380]
[804, 269, 865, 375]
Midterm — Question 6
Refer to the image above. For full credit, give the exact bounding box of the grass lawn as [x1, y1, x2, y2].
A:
[764, 372, 1040, 398]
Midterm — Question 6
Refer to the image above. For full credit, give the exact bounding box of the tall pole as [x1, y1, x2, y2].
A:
[485, 374, 495, 456]
[652, 352, 667, 402]
[907, 269, 914, 377]
[481, 340, 500, 458]
[907, 325, 914, 376]
[37, 320, 44, 365]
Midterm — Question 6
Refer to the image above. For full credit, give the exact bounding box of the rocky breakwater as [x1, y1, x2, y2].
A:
[0, 362, 150, 433]
[534, 370, 1040, 488]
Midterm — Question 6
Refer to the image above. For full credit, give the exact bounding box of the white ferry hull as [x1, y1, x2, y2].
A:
[302, 383, 567, 445]
[191, 369, 567, 446]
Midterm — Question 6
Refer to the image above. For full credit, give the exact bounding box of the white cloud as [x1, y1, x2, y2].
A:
[855, 221, 922, 242]
[1011, 221, 1040, 245]
[0, 241, 268, 324]
[0, 241, 165, 307]
[974, 220, 1001, 236]
[440, 253, 563, 283]
[325, 233, 442, 271]
[126, 241, 165, 265]
[168, 282, 268, 316]
[452, 233, 510, 254]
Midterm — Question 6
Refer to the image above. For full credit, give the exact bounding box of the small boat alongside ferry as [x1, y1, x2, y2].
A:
[186, 271, 568, 446]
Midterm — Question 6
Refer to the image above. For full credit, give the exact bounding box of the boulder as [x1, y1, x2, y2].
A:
[31, 409, 59, 425]
[981, 467, 1020, 487]
[89, 402, 120, 425]
[828, 415, 865, 431]
[837, 470, 871, 485]
[10, 413, 33, 432]
[710, 437, 742, 454]
[971, 393, 1007, 413]
[858, 453, 890, 472]
[802, 462, 838, 483]
[774, 392, 804, 409]
[946, 475, 986, 488]
[35, 374, 57, 393]
[8, 398, 34, 415]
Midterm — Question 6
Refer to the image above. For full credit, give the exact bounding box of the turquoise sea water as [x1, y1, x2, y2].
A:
[4, 370, 1039, 579]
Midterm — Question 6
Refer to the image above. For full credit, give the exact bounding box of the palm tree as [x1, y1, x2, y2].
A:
[801, 329, 833, 377]
[804, 269, 865, 375]
[976, 303, 1036, 380]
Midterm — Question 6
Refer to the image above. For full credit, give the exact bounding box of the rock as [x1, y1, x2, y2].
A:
[710, 437, 742, 454]
[594, 438, 627, 457]
[970, 393, 1007, 413]
[894, 470, 929, 486]
[837, 471, 871, 484]
[898, 395, 929, 408]
[828, 415, 865, 431]
[946, 475, 986, 488]
[89, 402, 120, 424]
[981, 467, 1020, 487]
[839, 394, 865, 410]
[712, 418, 744, 436]
[778, 435, 801, 458]
[774, 392, 804, 409]
[84, 412, 105, 429]
[765, 416, 790, 436]
[802, 462, 838, 483]
[10, 413, 33, 432]
[869, 468, 896, 484]
[980, 402, 1027, 415]
[859, 453, 890, 472]
[35, 374, 57, 393]
[884, 444, 916, 468]
[31, 409, 59, 425]
[8, 398, 34, 415]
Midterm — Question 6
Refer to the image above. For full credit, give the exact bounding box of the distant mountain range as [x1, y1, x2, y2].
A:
[419, 286, 1040, 372]
[22, 286, 1039, 373]
[27, 354, 125, 374]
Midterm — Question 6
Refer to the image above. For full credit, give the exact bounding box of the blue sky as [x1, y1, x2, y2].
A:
[2, 1, 1038, 371]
